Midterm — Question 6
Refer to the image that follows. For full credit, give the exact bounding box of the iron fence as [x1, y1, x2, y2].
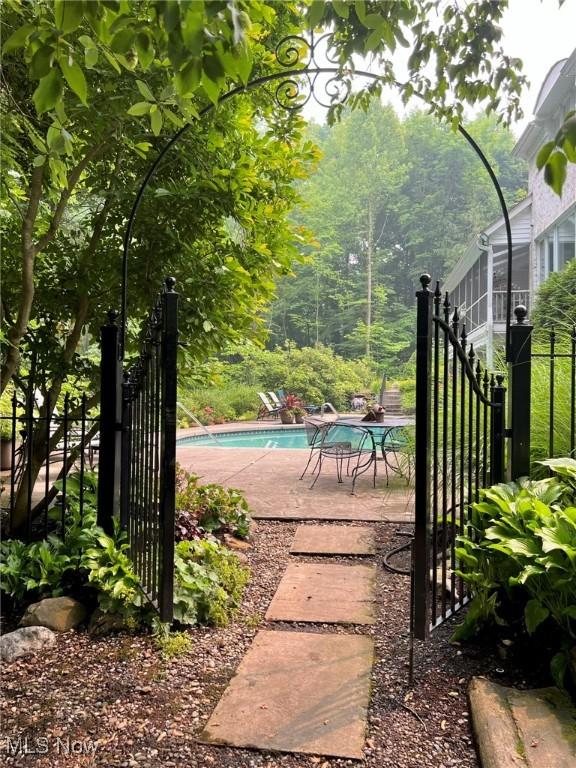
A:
[508, 307, 576, 476]
[98, 278, 178, 623]
[0, 392, 99, 541]
[412, 275, 506, 639]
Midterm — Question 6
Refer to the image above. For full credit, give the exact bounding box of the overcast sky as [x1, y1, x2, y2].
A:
[502, 0, 576, 134]
[304, 0, 576, 136]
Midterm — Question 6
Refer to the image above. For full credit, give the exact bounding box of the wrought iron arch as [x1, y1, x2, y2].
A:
[120, 31, 514, 358]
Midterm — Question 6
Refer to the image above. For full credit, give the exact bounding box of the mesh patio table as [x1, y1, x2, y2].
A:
[334, 416, 415, 484]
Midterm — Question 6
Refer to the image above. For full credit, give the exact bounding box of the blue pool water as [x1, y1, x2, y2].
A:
[177, 425, 402, 449]
[178, 428, 309, 449]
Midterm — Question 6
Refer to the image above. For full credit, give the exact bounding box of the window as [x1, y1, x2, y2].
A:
[539, 211, 576, 281]
[558, 214, 575, 270]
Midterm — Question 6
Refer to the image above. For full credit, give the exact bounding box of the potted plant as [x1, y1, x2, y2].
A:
[0, 418, 14, 471]
[279, 406, 295, 424]
[292, 407, 306, 424]
[362, 404, 386, 423]
[279, 394, 302, 425]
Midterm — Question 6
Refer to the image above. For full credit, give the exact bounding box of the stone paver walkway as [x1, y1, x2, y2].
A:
[199, 630, 374, 759]
[185, 430, 413, 759]
[265, 562, 376, 624]
[290, 524, 376, 555]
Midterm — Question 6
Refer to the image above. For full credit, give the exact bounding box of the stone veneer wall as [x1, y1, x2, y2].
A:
[529, 160, 576, 239]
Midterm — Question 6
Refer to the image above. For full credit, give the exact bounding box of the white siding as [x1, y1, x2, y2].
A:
[490, 206, 532, 246]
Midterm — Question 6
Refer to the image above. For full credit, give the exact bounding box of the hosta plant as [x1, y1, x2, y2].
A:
[453, 458, 576, 685]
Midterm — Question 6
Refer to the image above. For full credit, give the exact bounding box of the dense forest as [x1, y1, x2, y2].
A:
[266, 102, 527, 369]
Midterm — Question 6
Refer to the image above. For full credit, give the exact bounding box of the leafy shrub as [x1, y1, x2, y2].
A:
[173, 539, 249, 626]
[1, 471, 251, 629]
[1, 474, 146, 622]
[531, 258, 576, 331]
[180, 384, 258, 424]
[223, 343, 374, 410]
[395, 377, 416, 412]
[453, 457, 576, 684]
[176, 465, 251, 540]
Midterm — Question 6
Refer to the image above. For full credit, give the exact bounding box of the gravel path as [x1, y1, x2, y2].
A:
[0, 519, 542, 767]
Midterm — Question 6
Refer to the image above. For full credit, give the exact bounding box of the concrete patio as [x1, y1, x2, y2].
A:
[176, 420, 414, 524]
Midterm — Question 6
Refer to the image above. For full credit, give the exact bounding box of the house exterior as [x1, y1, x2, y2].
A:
[444, 48, 576, 367]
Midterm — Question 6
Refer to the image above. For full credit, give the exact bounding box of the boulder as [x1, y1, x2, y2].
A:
[20, 596, 87, 632]
[224, 534, 251, 551]
[0, 626, 57, 663]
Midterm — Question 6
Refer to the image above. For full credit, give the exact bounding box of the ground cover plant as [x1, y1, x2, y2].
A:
[0, 472, 250, 630]
[453, 457, 576, 685]
[175, 465, 251, 541]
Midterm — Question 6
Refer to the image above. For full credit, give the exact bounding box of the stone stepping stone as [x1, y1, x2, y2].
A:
[290, 525, 376, 556]
[199, 629, 374, 760]
[469, 677, 576, 768]
[265, 562, 376, 624]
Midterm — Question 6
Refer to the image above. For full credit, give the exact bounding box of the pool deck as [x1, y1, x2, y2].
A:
[176, 419, 414, 523]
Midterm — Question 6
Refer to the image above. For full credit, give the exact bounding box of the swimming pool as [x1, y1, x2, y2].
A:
[178, 428, 309, 449]
[177, 424, 403, 449]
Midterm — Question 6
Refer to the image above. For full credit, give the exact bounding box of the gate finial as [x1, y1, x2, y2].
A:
[419, 274, 431, 290]
[514, 305, 527, 324]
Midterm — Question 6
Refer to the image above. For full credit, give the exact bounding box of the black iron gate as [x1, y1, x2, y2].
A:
[98, 277, 178, 622]
[412, 275, 506, 639]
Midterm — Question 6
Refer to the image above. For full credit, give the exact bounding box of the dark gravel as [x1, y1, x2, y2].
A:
[0, 520, 549, 767]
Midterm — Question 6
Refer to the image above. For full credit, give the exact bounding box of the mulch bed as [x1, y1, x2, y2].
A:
[0, 521, 549, 768]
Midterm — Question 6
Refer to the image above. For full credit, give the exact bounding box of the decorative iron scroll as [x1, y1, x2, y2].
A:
[273, 32, 351, 111]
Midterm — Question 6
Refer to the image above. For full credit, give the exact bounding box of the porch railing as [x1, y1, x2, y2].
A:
[493, 290, 530, 323]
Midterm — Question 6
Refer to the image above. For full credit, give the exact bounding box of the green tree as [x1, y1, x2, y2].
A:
[0, 0, 553, 528]
[269, 107, 527, 370]
[1, 1, 319, 530]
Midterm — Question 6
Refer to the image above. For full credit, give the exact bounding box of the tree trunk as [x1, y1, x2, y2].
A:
[315, 267, 320, 346]
[366, 201, 374, 359]
[0, 165, 44, 395]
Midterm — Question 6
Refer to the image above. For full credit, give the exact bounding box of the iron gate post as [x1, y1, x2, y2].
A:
[491, 375, 506, 484]
[508, 306, 532, 479]
[97, 310, 122, 534]
[158, 278, 178, 623]
[413, 274, 433, 640]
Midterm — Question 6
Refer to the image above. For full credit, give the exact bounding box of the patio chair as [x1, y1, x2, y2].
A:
[310, 423, 376, 495]
[257, 392, 281, 420]
[299, 416, 332, 479]
[268, 391, 282, 408]
[382, 426, 413, 484]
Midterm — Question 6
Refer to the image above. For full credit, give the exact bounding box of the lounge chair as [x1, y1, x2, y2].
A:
[257, 392, 281, 420]
[268, 391, 283, 408]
